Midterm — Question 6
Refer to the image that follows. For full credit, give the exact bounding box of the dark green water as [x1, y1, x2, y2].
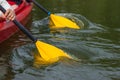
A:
[0, 0, 120, 80]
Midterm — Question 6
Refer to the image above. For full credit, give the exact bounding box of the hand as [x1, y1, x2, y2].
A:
[5, 9, 15, 21]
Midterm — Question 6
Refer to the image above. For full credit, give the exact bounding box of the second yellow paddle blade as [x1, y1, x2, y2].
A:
[49, 14, 80, 29]
[35, 40, 72, 62]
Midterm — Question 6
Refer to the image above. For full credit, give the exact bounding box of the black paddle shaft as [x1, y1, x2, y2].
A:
[0, 5, 37, 42]
[31, 0, 50, 15]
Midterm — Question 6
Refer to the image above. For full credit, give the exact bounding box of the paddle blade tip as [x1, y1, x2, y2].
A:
[34, 40, 73, 66]
[35, 40, 72, 60]
[49, 14, 80, 29]
[33, 52, 74, 68]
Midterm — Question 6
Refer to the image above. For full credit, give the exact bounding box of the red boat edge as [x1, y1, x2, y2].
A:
[0, 1, 33, 43]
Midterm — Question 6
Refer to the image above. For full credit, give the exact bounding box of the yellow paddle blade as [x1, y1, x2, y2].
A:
[49, 14, 80, 29]
[35, 40, 72, 62]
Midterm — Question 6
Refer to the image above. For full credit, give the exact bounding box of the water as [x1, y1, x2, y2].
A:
[0, 0, 120, 80]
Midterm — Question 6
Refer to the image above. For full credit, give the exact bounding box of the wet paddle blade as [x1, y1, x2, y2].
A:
[35, 40, 72, 62]
[49, 14, 80, 29]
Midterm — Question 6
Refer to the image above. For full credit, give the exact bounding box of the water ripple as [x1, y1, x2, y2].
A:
[9, 13, 120, 80]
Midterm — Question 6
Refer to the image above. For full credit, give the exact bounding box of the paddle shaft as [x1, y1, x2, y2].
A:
[13, 20, 37, 42]
[31, 0, 51, 15]
[0, 5, 37, 42]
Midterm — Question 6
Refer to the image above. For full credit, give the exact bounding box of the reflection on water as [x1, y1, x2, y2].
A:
[2, 13, 119, 80]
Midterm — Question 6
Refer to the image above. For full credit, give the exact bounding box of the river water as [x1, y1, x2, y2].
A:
[0, 0, 120, 80]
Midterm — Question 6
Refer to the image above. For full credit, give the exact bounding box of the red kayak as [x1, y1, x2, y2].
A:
[0, 1, 33, 43]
